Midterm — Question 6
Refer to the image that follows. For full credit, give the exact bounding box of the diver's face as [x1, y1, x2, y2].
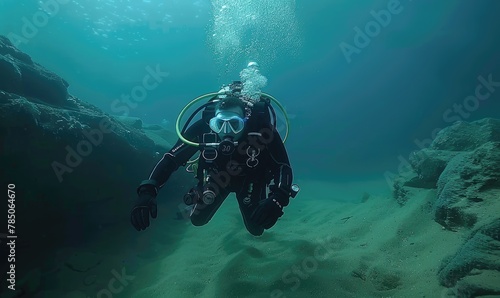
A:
[209, 106, 245, 141]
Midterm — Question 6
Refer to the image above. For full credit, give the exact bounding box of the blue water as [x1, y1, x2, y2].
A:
[1, 0, 500, 182]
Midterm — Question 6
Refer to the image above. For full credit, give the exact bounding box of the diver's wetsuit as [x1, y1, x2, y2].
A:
[139, 112, 293, 236]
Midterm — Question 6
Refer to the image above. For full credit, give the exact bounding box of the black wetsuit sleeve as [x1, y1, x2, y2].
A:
[138, 120, 208, 196]
[267, 129, 294, 207]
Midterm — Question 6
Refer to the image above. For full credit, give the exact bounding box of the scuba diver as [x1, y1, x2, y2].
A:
[130, 63, 299, 236]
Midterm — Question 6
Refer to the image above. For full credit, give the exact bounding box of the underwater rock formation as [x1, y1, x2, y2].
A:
[391, 118, 500, 295]
[408, 149, 459, 187]
[404, 119, 500, 190]
[393, 118, 500, 230]
[431, 119, 500, 151]
[114, 115, 143, 129]
[0, 35, 69, 107]
[0, 34, 188, 295]
[438, 219, 500, 296]
[435, 141, 500, 230]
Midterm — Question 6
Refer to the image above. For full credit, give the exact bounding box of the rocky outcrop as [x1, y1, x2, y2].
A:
[392, 119, 500, 230]
[435, 141, 500, 230]
[391, 118, 500, 295]
[113, 117, 177, 152]
[392, 173, 424, 206]
[115, 115, 143, 129]
[0, 35, 190, 296]
[396, 117, 500, 194]
[438, 219, 500, 296]
[430, 119, 500, 151]
[392, 149, 459, 206]
[0, 35, 70, 107]
[408, 149, 459, 187]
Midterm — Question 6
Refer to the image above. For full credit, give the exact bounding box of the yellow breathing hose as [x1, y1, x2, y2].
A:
[175, 91, 290, 148]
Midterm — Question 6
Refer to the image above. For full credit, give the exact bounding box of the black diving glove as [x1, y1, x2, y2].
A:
[250, 195, 285, 229]
[131, 189, 158, 231]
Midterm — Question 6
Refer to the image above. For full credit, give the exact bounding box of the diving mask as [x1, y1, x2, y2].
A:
[209, 112, 245, 134]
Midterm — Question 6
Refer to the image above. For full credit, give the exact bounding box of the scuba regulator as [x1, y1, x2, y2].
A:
[183, 185, 217, 205]
[175, 75, 296, 208]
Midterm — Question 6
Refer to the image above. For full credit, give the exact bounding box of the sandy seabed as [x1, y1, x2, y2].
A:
[54, 178, 468, 298]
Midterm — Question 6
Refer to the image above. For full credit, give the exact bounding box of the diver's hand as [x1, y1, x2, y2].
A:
[131, 193, 158, 231]
[250, 196, 284, 229]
